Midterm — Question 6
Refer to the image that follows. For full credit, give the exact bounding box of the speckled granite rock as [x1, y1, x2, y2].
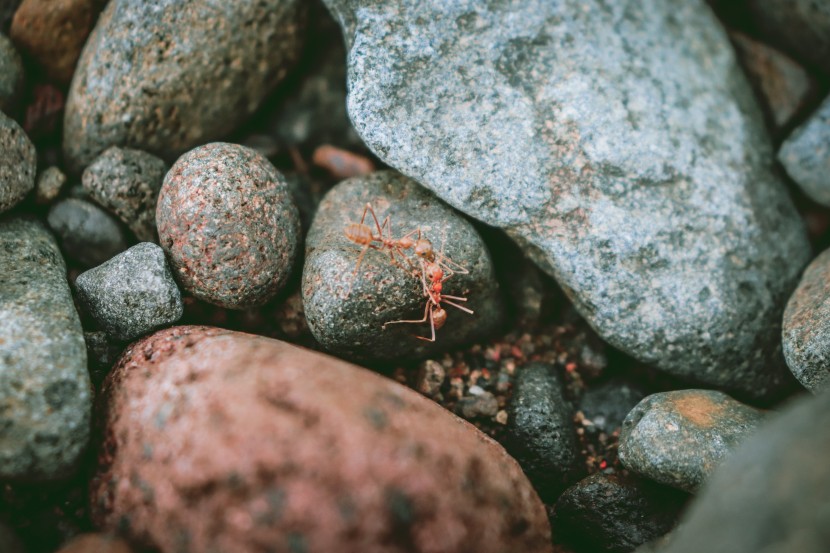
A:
[0, 217, 91, 481]
[10, 0, 103, 84]
[157, 142, 300, 309]
[782, 248, 830, 392]
[779, 96, 830, 207]
[63, 0, 307, 172]
[0, 110, 36, 213]
[47, 198, 129, 268]
[323, 0, 809, 400]
[302, 170, 503, 361]
[650, 389, 830, 553]
[749, 0, 830, 75]
[504, 362, 583, 502]
[75, 243, 183, 342]
[83, 146, 168, 242]
[92, 326, 552, 553]
[0, 34, 23, 112]
[553, 473, 688, 553]
[619, 389, 765, 492]
[35, 166, 67, 205]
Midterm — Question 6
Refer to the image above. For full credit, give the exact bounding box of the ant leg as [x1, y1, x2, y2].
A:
[442, 298, 474, 315]
[414, 306, 437, 342]
[359, 203, 372, 226]
[383, 301, 431, 329]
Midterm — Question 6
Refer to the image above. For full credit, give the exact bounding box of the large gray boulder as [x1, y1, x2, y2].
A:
[323, 0, 810, 399]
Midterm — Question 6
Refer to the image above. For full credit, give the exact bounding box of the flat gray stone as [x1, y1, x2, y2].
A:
[779, 96, 830, 207]
[63, 0, 307, 173]
[647, 388, 830, 553]
[0, 217, 91, 481]
[302, 170, 503, 361]
[0, 109, 36, 213]
[619, 389, 765, 492]
[47, 198, 129, 268]
[323, 0, 810, 399]
[782, 248, 830, 392]
[75, 242, 183, 342]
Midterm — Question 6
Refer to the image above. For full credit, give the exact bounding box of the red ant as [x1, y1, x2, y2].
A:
[343, 203, 420, 279]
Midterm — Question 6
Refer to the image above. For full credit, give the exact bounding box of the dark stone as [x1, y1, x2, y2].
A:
[579, 379, 646, 435]
[749, 0, 830, 75]
[0, 34, 23, 112]
[619, 389, 765, 492]
[0, 109, 36, 213]
[301, 170, 503, 361]
[553, 473, 688, 553]
[0, 217, 91, 481]
[75, 242, 183, 342]
[322, 0, 810, 400]
[157, 142, 301, 309]
[63, 0, 308, 172]
[779, 96, 830, 207]
[82, 146, 168, 242]
[84, 330, 123, 387]
[782, 247, 830, 392]
[505, 362, 583, 502]
[47, 198, 129, 268]
[651, 389, 830, 553]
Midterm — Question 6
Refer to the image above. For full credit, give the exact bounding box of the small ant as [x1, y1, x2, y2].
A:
[343, 203, 421, 277]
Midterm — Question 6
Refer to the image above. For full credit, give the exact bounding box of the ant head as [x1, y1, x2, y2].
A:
[414, 238, 434, 260]
[433, 307, 448, 330]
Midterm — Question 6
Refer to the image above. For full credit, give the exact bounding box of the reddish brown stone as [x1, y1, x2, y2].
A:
[56, 534, 133, 553]
[10, 0, 103, 84]
[92, 326, 551, 553]
[312, 144, 376, 178]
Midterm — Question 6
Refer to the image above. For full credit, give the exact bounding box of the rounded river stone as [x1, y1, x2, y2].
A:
[91, 326, 552, 553]
[157, 142, 300, 309]
[0, 109, 36, 214]
[47, 198, 129, 268]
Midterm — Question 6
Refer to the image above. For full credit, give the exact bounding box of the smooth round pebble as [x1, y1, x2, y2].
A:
[35, 166, 67, 205]
[75, 243, 183, 342]
[619, 389, 766, 492]
[504, 362, 583, 502]
[553, 473, 688, 553]
[47, 198, 129, 268]
[0, 34, 24, 112]
[157, 142, 300, 309]
[302, 170, 504, 361]
[83, 146, 168, 242]
[92, 326, 552, 553]
[0, 109, 36, 213]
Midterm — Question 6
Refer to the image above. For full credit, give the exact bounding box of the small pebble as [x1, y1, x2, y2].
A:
[157, 142, 300, 309]
[75, 243, 183, 342]
[35, 166, 67, 205]
[578, 379, 646, 435]
[778, 96, 830, 207]
[0, 34, 23, 112]
[416, 359, 446, 400]
[312, 144, 375, 178]
[0, 109, 36, 213]
[619, 389, 766, 492]
[82, 146, 168, 242]
[455, 391, 499, 420]
[504, 361, 583, 502]
[47, 198, 129, 268]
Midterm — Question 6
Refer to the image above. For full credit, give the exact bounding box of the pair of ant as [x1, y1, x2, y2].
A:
[344, 203, 473, 341]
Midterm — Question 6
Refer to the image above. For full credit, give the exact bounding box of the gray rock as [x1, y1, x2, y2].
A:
[63, 0, 307, 173]
[779, 96, 830, 207]
[782, 248, 830, 392]
[84, 330, 123, 387]
[749, 0, 830, 75]
[157, 142, 300, 309]
[619, 389, 765, 492]
[75, 243, 183, 342]
[47, 198, 129, 268]
[579, 379, 646, 435]
[0, 109, 36, 213]
[648, 388, 830, 553]
[324, 0, 810, 400]
[0, 34, 23, 112]
[553, 473, 688, 553]
[504, 362, 583, 502]
[455, 391, 499, 420]
[34, 166, 67, 205]
[82, 146, 168, 241]
[0, 217, 91, 481]
[301, 170, 503, 361]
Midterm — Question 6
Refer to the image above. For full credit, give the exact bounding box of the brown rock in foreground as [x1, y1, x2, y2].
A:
[92, 326, 551, 553]
[56, 534, 133, 553]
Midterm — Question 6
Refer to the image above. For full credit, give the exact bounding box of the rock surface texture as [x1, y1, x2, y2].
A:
[323, 0, 810, 399]
[157, 142, 300, 309]
[650, 389, 830, 553]
[619, 389, 765, 492]
[0, 110, 36, 213]
[75, 243, 183, 342]
[63, 0, 307, 172]
[0, 217, 91, 481]
[778, 96, 830, 207]
[92, 326, 552, 553]
[782, 248, 830, 392]
[302, 170, 503, 361]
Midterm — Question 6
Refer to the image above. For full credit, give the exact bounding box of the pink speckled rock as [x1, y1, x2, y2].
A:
[92, 326, 551, 553]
